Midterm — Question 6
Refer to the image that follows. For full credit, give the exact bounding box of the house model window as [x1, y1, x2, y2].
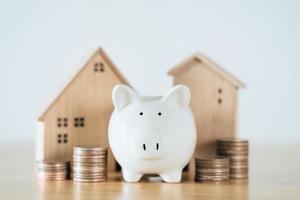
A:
[57, 118, 68, 127]
[57, 133, 68, 144]
[218, 88, 222, 104]
[74, 117, 85, 127]
[94, 62, 104, 72]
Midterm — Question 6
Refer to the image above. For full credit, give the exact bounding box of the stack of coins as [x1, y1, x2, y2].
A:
[72, 146, 108, 182]
[217, 138, 249, 179]
[195, 156, 230, 182]
[36, 161, 69, 181]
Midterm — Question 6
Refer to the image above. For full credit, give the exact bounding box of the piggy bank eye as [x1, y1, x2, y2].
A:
[139, 112, 143, 116]
[158, 112, 162, 116]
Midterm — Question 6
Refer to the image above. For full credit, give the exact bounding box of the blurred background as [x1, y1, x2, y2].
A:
[0, 0, 299, 145]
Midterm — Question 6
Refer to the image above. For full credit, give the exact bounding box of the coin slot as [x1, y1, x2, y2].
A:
[143, 144, 146, 151]
[156, 143, 159, 150]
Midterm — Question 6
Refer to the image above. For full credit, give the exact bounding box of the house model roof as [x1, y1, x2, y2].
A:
[168, 52, 245, 88]
[38, 48, 130, 121]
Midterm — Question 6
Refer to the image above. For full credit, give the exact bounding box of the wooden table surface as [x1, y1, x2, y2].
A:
[0, 143, 299, 200]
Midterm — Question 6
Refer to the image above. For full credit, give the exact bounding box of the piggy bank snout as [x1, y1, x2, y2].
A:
[130, 134, 167, 160]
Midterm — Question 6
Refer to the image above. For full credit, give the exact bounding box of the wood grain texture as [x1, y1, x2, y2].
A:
[168, 52, 245, 88]
[1, 144, 300, 199]
[169, 58, 241, 174]
[37, 49, 130, 172]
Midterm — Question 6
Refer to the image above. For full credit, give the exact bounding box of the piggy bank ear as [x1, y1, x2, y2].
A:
[161, 85, 191, 108]
[112, 84, 139, 111]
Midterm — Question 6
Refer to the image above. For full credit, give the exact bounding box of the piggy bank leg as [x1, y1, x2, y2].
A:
[122, 169, 143, 182]
[160, 169, 182, 183]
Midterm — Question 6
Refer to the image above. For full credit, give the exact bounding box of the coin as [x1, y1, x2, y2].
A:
[36, 161, 69, 181]
[195, 175, 229, 181]
[72, 158, 107, 164]
[194, 155, 230, 182]
[230, 168, 248, 173]
[230, 174, 248, 179]
[71, 162, 107, 167]
[72, 146, 108, 183]
[73, 146, 108, 155]
[196, 172, 229, 177]
[217, 148, 248, 154]
[196, 168, 229, 173]
[216, 138, 249, 180]
[196, 155, 229, 163]
[217, 138, 248, 143]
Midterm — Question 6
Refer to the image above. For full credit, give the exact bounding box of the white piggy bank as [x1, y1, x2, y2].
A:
[108, 84, 196, 183]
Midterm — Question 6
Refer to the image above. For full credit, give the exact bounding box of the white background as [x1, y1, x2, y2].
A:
[0, 0, 299, 145]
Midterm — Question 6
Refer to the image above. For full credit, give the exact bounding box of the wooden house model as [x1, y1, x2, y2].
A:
[168, 52, 245, 159]
[36, 48, 130, 172]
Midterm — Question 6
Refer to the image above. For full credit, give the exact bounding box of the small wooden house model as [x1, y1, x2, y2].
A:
[168, 52, 245, 158]
[36, 48, 130, 171]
